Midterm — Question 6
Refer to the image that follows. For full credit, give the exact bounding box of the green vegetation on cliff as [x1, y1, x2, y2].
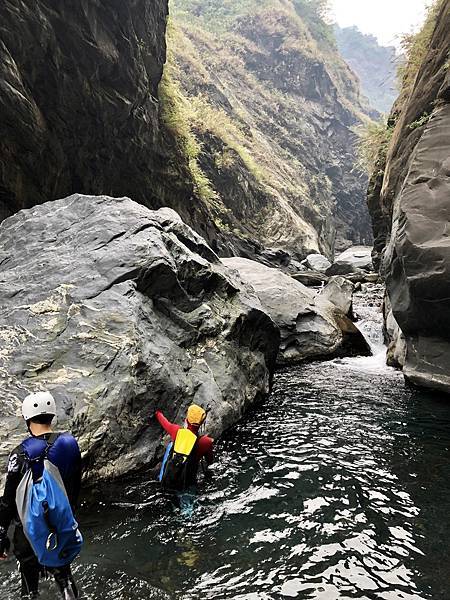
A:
[354, 117, 394, 175]
[159, 24, 218, 205]
[397, 0, 446, 98]
[172, 0, 331, 32]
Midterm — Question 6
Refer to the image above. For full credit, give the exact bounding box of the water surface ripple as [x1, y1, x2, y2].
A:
[2, 293, 450, 599]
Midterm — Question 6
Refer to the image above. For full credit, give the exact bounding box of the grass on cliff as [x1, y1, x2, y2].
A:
[162, 20, 270, 187]
[353, 117, 394, 175]
[172, 0, 333, 42]
[159, 61, 267, 195]
[397, 0, 444, 96]
[171, 0, 269, 32]
[159, 26, 217, 204]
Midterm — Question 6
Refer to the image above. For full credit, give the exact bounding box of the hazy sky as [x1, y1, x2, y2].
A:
[330, 0, 429, 48]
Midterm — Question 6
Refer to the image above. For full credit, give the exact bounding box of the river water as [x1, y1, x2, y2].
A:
[2, 285, 450, 600]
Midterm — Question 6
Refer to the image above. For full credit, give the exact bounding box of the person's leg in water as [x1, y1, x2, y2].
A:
[13, 526, 40, 598]
[49, 564, 78, 599]
[177, 485, 198, 518]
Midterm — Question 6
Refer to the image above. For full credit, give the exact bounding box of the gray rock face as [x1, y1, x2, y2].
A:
[0, 195, 279, 481]
[222, 257, 370, 365]
[367, 0, 450, 393]
[303, 254, 332, 273]
[384, 103, 450, 392]
[319, 276, 355, 317]
[0, 0, 216, 240]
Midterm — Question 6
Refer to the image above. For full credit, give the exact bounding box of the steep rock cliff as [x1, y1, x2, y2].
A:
[367, 0, 450, 392]
[0, 0, 218, 241]
[169, 0, 374, 259]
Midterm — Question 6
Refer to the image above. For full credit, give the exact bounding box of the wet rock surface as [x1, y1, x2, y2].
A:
[0, 194, 279, 481]
[384, 295, 407, 369]
[223, 257, 370, 365]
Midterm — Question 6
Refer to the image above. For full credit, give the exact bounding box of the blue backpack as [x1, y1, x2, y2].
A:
[15, 433, 83, 567]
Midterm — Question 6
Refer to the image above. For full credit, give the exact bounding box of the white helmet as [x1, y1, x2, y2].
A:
[22, 391, 57, 421]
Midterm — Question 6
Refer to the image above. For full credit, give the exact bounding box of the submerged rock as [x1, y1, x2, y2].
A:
[222, 257, 370, 365]
[0, 194, 279, 481]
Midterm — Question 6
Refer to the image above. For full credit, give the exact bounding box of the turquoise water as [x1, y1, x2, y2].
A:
[2, 290, 450, 599]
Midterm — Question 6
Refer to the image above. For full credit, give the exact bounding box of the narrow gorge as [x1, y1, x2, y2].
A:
[0, 0, 449, 599]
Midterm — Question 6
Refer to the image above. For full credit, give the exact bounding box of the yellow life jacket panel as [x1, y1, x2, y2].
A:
[173, 429, 197, 459]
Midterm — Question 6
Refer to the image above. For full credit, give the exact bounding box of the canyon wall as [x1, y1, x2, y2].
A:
[169, 0, 374, 260]
[367, 0, 450, 392]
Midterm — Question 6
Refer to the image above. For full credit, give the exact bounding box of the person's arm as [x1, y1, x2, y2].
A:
[0, 449, 24, 558]
[155, 411, 180, 442]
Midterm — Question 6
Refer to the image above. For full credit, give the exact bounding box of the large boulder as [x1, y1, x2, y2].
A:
[327, 246, 373, 275]
[302, 254, 332, 273]
[319, 276, 355, 317]
[222, 257, 370, 365]
[0, 195, 279, 481]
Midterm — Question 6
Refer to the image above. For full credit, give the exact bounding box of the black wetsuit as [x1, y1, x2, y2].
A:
[0, 432, 82, 598]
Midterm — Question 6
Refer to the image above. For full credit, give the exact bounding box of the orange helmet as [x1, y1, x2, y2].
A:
[186, 404, 207, 426]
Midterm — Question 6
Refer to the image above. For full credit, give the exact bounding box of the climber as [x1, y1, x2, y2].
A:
[155, 404, 214, 492]
[0, 391, 82, 599]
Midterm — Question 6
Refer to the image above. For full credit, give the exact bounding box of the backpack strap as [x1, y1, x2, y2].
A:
[43, 432, 61, 459]
[21, 433, 61, 466]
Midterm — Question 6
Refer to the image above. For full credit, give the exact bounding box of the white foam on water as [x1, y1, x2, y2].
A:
[332, 283, 401, 376]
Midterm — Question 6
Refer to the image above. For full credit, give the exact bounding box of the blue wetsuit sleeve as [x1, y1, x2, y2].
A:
[48, 434, 82, 509]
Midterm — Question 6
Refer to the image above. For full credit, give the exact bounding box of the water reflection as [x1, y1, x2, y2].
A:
[1, 290, 450, 599]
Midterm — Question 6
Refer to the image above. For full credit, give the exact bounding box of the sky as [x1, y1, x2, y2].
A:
[330, 0, 430, 49]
